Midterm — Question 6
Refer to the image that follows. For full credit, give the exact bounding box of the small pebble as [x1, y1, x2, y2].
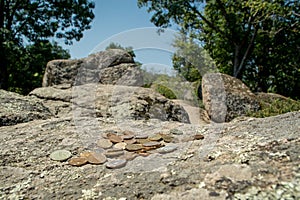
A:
[170, 128, 183, 135]
[194, 134, 204, 140]
[157, 145, 178, 154]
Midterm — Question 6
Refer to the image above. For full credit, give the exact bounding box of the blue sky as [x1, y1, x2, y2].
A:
[59, 0, 179, 73]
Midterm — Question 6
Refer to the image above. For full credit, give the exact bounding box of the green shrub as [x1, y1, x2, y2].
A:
[153, 84, 177, 99]
[247, 98, 300, 118]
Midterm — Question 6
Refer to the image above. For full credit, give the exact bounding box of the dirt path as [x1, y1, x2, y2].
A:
[172, 100, 208, 125]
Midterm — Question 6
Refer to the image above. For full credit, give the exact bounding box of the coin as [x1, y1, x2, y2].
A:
[142, 141, 162, 148]
[135, 138, 150, 144]
[135, 134, 149, 139]
[120, 151, 138, 161]
[104, 149, 124, 158]
[50, 149, 72, 161]
[106, 159, 127, 169]
[122, 134, 134, 140]
[97, 139, 113, 149]
[149, 134, 162, 141]
[123, 138, 136, 144]
[114, 142, 127, 150]
[79, 151, 92, 158]
[68, 157, 88, 166]
[160, 134, 174, 143]
[86, 152, 107, 164]
[125, 144, 143, 151]
[107, 133, 123, 143]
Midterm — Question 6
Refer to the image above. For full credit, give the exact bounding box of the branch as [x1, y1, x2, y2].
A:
[234, 27, 258, 77]
[186, 2, 235, 44]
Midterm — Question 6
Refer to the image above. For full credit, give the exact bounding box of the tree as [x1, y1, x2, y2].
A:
[0, 0, 95, 90]
[172, 29, 215, 82]
[105, 42, 136, 58]
[8, 40, 70, 94]
[138, 0, 300, 98]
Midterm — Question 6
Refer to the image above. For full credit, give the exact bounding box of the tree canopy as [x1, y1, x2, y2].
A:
[0, 0, 95, 92]
[138, 0, 300, 99]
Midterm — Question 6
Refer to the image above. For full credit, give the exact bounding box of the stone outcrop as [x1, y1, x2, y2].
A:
[1, 50, 299, 199]
[0, 90, 52, 126]
[0, 103, 298, 199]
[30, 83, 190, 123]
[43, 49, 142, 87]
[202, 73, 260, 122]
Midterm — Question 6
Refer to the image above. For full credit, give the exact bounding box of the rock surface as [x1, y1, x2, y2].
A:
[0, 90, 52, 126]
[202, 73, 260, 122]
[0, 107, 299, 199]
[30, 83, 190, 123]
[43, 49, 141, 87]
[1, 51, 299, 200]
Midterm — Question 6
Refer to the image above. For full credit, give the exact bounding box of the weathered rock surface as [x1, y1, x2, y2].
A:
[43, 49, 142, 87]
[0, 90, 52, 126]
[202, 73, 260, 122]
[1, 51, 299, 200]
[0, 107, 299, 199]
[30, 83, 190, 123]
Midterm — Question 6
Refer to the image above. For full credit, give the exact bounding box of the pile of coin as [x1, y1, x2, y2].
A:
[50, 130, 204, 169]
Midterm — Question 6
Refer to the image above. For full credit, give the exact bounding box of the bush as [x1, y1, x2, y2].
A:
[153, 84, 177, 99]
[247, 98, 300, 118]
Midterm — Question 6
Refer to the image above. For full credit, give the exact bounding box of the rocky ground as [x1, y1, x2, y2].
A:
[0, 109, 299, 199]
[1, 49, 299, 199]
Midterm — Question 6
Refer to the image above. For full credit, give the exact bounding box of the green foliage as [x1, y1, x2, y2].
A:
[138, 0, 300, 99]
[152, 84, 177, 99]
[8, 41, 70, 94]
[247, 98, 300, 118]
[105, 42, 136, 58]
[0, 0, 95, 90]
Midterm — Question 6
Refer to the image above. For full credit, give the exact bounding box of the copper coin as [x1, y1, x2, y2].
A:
[79, 151, 92, 158]
[149, 134, 162, 141]
[68, 157, 88, 166]
[125, 144, 143, 151]
[142, 141, 162, 148]
[107, 133, 123, 143]
[86, 152, 107, 164]
[135, 134, 149, 139]
[123, 138, 137, 144]
[160, 134, 174, 143]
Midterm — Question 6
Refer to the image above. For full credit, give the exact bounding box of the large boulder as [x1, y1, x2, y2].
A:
[202, 73, 260, 122]
[0, 90, 52, 126]
[30, 83, 190, 123]
[43, 49, 142, 87]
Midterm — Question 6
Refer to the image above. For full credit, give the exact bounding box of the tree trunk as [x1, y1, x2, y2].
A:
[233, 45, 241, 78]
[0, 47, 8, 90]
